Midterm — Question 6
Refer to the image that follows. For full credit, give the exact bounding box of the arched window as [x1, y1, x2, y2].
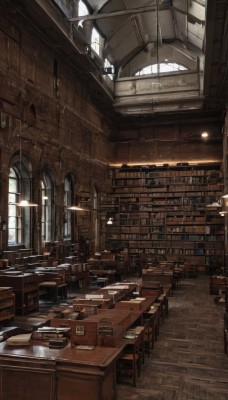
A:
[135, 62, 187, 76]
[78, 0, 88, 17]
[64, 175, 73, 240]
[8, 159, 32, 247]
[91, 27, 103, 57]
[93, 187, 99, 250]
[41, 168, 55, 243]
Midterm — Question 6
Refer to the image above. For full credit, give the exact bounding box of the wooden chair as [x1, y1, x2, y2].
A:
[157, 293, 169, 320]
[143, 313, 155, 356]
[117, 326, 145, 387]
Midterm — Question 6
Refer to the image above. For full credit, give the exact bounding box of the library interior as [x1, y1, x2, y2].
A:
[0, 1, 228, 400]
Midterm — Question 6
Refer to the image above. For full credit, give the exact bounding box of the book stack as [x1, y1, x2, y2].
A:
[6, 333, 32, 346]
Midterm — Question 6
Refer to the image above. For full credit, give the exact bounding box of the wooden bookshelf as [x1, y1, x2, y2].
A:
[0, 273, 39, 315]
[101, 163, 224, 270]
[0, 287, 15, 323]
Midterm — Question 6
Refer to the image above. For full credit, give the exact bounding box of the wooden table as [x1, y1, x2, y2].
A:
[70, 308, 142, 348]
[98, 282, 138, 302]
[90, 269, 119, 284]
[115, 296, 157, 314]
[0, 340, 123, 400]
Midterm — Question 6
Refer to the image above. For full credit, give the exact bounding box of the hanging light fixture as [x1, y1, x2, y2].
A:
[67, 193, 90, 211]
[16, 199, 38, 207]
[219, 211, 228, 216]
[206, 199, 222, 208]
[67, 205, 89, 211]
[16, 126, 38, 207]
[107, 217, 113, 225]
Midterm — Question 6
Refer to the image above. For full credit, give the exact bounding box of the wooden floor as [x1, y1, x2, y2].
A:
[117, 274, 228, 400]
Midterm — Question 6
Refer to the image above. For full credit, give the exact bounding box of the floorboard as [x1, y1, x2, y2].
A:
[117, 275, 228, 400]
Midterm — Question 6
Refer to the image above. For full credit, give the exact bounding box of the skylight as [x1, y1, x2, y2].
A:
[91, 27, 101, 56]
[78, 0, 88, 17]
[136, 62, 188, 76]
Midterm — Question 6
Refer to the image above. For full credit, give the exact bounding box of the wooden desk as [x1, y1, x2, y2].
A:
[98, 282, 138, 302]
[140, 281, 163, 298]
[0, 341, 123, 400]
[73, 296, 114, 309]
[70, 309, 141, 348]
[89, 269, 119, 283]
[0, 273, 39, 315]
[88, 258, 117, 269]
[39, 281, 68, 302]
[115, 296, 157, 314]
[13, 313, 55, 331]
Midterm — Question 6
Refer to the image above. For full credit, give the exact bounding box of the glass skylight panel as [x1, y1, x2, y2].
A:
[136, 62, 187, 76]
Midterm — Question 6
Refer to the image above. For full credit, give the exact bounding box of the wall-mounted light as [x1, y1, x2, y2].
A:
[107, 217, 113, 225]
[201, 131, 208, 139]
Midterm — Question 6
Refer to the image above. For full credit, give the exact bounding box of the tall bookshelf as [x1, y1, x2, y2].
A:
[101, 163, 224, 270]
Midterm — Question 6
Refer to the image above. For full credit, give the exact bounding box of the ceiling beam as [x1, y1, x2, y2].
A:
[67, 5, 169, 23]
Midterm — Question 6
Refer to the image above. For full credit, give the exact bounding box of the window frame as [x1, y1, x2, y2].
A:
[41, 168, 55, 243]
[64, 175, 74, 241]
[8, 158, 32, 248]
[135, 62, 188, 76]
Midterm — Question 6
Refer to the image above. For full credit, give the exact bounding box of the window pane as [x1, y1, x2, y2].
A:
[8, 167, 21, 245]
[64, 176, 72, 239]
[78, 0, 88, 16]
[136, 62, 187, 76]
[41, 174, 54, 242]
[91, 28, 100, 55]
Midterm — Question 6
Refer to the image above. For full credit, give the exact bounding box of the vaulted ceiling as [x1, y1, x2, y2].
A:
[86, 0, 205, 78]
[84, 0, 228, 119]
[1, 0, 228, 127]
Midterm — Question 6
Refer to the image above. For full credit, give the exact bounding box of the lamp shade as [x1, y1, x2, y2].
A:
[16, 200, 38, 207]
[206, 201, 222, 208]
[67, 205, 89, 211]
